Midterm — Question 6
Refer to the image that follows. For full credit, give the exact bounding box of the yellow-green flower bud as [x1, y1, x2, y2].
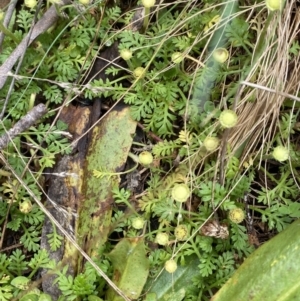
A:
[171, 184, 190, 203]
[142, 0, 155, 8]
[131, 217, 145, 230]
[228, 208, 245, 224]
[133, 67, 145, 78]
[171, 52, 184, 64]
[120, 49, 133, 61]
[48, 0, 63, 3]
[139, 151, 153, 165]
[203, 136, 219, 151]
[156, 232, 169, 245]
[19, 200, 33, 214]
[272, 146, 289, 162]
[164, 259, 177, 273]
[78, 0, 90, 4]
[219, 110, 238, 128]
[266, 0, 285, 11]
[24, 0, 37, 8]
[0, 10, 4, 22]
[212, 48, 229, 63]
[174, 224, 189, 241]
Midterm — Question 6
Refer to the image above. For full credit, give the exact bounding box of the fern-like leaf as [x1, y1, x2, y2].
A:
[152, 140, 180, 157]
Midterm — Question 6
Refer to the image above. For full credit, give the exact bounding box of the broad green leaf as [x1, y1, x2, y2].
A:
[107, 238, 149, 301]
[146, 255, 200, 301]
[212, 219, 300, 301]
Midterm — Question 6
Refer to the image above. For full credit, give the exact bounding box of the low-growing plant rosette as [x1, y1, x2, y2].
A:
[133, 67, 145, 79]
[171, 52, 184, 64]
[164, 259, 177, 273]
[120, 49, 133, 61]
[228, 208, 245, 224]
[272, 145, 289, 162]
[174, 224, 189, 241]
[212, 48, 229, 63]
[139, 151, 153, 166]
[19, 200, 33, 214]
[131, 217, 145, 230]
[219, 110, 238, 128]
[156, 232, 169, 246]
[171, 184, 190, 203]
[203, 136, 220, 151]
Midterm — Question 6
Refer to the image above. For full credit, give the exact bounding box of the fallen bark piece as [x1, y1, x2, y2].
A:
[77, 104, 137, 260]
[41, 105, 92, 300]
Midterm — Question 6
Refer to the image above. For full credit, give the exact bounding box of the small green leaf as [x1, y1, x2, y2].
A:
[11, 276, 30, 290]
[19, 294, 39, 301]
[88, 296, 103, 301]
[38, 293, 53, 301]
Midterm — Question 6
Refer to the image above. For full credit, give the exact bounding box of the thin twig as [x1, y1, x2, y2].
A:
[0, 243, 23, 252]
[0, 0, 71, 90]
[0, 200, 13, 250]
[0, 103, 47, 150]
[0, 0, 18, 47]
[240, 80, 300, 103]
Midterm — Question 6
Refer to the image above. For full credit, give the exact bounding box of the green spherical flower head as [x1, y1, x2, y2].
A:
[25, 0, 37, 8]
[0, 10, 4, 22]
[266, 0, 285, 11]
[131, 217, 145, 229]
[219, 110, 238, 128]
[19, 200, 33, 214]
[133, 67, 145, 78]
[139, 151, 153, 165]
[156, 232, 169, 245]
[142, 0, 155, 8]
[78, 0, 90, 5]
[171, 184, 190, 202]
[228, 208, 245, 224]
[165, 259, 177, 273]
[174, 224, 189, 241]
[120, 49, 133, 61]
[212, 48, 229, 63]
[203, 136, 219, 151]
[171, 52, 184, 64]
[272, 146, 289, 162]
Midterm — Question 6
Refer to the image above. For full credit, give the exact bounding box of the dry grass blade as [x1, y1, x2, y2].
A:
[0, 104, 47, 149]
[228, 2, 300, 165]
